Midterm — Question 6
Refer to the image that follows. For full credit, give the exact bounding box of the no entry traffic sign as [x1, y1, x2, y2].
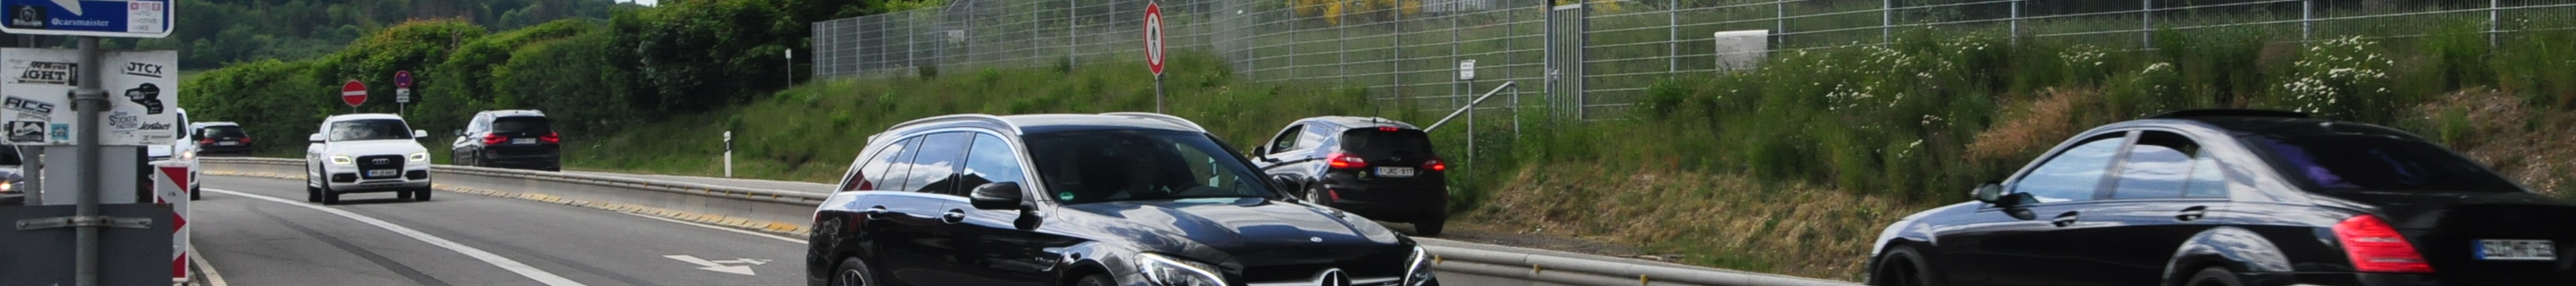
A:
[340, 80, 366, 107]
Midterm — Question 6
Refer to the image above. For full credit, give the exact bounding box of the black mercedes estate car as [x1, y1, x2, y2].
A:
[1867, 110, 2572, 286]
[1251, 117, 1451, 235]
[807, 113, 1437, 286]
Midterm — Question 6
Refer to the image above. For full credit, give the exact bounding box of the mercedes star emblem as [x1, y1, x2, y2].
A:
[1318, 269, 1350, 286]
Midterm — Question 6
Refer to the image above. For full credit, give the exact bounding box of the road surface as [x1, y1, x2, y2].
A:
[190, 174, 1536, 285]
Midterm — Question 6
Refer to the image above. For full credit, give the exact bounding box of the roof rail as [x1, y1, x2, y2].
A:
[2148, 109, 2309, 120]
[1100, 112, 1208, 132]
[888, 114, 1020, 134]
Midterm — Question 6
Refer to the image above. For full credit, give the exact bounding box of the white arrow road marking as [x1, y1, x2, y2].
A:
[49, 0, 80, 16]
[206, 189, 589, 286]
[665, 255, 759, 275]
[710, 258, 771, 265]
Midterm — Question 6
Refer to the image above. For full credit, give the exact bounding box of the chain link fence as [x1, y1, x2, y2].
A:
[814, 0, 2576, 120]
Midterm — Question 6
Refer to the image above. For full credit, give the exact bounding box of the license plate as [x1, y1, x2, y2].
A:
[2476, 240, 2556, 261]
[366, 170, 399, 177]
[513, 138, 537, 144]
[1377, 167, 1416, 178]
[216, 141, 239, 146]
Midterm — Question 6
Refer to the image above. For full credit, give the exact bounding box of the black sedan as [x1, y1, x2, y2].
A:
[809, 113, 1436, 286]
[1867, 110, 2572, 286]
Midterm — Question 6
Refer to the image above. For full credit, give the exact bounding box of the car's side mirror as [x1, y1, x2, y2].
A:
[307, 133, 326, 143]
[1268, 174, 1302, 198]
[412, 130, 428, 139]
[1250, 146, 1268, 155]
[970, 182, 1028, 210]
[1971, 182, 2004, 203]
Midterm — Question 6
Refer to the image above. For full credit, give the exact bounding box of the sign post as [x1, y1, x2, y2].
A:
[341, 80, 367, 114]
[0, 0, 176, 285]
[394, 71, 411, 115]
[1144, 3, 1165, 114]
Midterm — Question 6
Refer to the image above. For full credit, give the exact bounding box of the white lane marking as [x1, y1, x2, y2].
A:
[663, 255, 760, 275]
[189, 245, 229, 286]
[622, 213, 809, 244]
[205, 189, 589, 286]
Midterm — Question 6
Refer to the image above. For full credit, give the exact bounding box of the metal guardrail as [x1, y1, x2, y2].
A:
[199, 156, 1860, 286]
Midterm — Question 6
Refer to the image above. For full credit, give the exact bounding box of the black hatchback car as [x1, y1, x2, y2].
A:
[1867, 110, 2572, 286]
[1251, 117, 1451, 235]
[450, 110, 561, 171]
[807, 113, 1437, 286]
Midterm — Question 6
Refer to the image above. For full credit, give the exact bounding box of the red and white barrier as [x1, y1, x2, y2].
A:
[153, 162, 194, 283]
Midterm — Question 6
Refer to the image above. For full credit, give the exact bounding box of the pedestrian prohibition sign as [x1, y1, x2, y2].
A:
[1143, 3, 1164, 75]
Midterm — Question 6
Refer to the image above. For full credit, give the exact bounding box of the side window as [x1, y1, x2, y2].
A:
[902, 132, 972, 196]
[2182, 149, 2230, 198]
[841, 139, 910, 192]
[868, 138, 922, 191]
[2111, 131, 2200, 199]
[2012, 134, 2128, 203]
[1267, 124, 1305, 153]
[1293, 126, 1326, 150]
[961, 133, 1029, 189]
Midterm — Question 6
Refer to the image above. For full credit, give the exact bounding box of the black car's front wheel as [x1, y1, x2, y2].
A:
[1869, 246, 1936, 286]
[829, 257, 875, 286]
[2188, 267, 2243, 286]
[1072, 273, 1114, 286]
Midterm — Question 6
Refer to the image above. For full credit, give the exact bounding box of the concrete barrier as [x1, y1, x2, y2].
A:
[199, 157, 1862, 286]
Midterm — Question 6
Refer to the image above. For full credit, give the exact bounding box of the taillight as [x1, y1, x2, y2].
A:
[541, 132, 561, 144]
[197, 139, 214, 145]
[240, 138, 251, 143]
[1326, 153, 1368, 169]
[2334, 214, 2435, 273]
[1424, 157, 1446, 172]
[1378, 126, 1399, 131]
[481, 134, 506, 145]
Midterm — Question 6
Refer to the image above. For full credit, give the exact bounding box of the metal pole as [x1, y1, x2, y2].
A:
[1882, 0, 1892, 44]
[2301, 0, 2312, 42]
[1068, 0, 1077, 69]
[2141, 0, 2153, 49]
[73, 36, 105, 286]
[1668, 2, 1678, 73]
[2011, 0, 2021, 45]
[1775, 1, 1786, 47]
[2490, 0, 2502, 47]
[1155, 73, 1165, 113]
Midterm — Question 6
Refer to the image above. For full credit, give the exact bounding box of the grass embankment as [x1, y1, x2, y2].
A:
[570, 24, 2576, 281]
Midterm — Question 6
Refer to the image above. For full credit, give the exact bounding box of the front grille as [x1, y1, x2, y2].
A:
[357, 155, 403, 179]
[1237, 256, 1408, 282]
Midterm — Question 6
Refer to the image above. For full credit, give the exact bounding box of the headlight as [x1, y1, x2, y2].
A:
[179, 150, 197, 161]
[1138, 253, 1225, 286]
[409, 152, 429, 162]
[1404, 246, 1436, 286]
[0, 181, 15, 194]
[329, 155, 354, 165]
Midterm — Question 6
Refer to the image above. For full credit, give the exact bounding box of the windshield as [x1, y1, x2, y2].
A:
[0, 145, 18, 165]
[329, 119, 413, 141]
[494, 116, 552, 133]
[1026, 130, 1277, 204]
[201, 126, 246, 138]
[2244, 134, 2521, 193]
[1339, 128, 1435, 154]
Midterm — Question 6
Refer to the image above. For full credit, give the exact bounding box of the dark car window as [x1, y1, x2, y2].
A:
[493, 116, 551, 133]
[2112, 131, 2199, 199]
[329, 119, 412, 141]
[843, 138, 912, 192]
[1338, 128, 1434, 154]
[0, 145, 19, 165]
[2014, 134, 2127, 203]
[200, 126, 246, 139]
[902, 132, 972, 196]
[960, 133, 1029, 189]
[1028, 130, 1276, 204]
[867, 138, 921, 191]
[2245, 134, 2520, 193]
[1267, 124, 1305, 153]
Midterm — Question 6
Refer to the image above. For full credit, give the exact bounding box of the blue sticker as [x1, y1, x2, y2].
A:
[47, 122, 67, 142]
[1055, 192, 1074, 201]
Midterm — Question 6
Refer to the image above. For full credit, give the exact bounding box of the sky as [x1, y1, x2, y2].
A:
[623, 0, 657, 6]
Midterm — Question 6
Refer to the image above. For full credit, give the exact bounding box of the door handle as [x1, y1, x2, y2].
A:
[861, 206, 890, 221]
[2175, 206, 2208, 222]
[941, 209, 967, 224]
[2051, 212, 2080, 227]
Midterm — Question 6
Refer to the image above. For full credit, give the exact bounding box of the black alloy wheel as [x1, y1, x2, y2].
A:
[829, 257, 874, 286]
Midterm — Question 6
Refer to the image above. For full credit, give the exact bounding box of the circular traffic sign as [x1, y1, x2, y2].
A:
[341, 80, 368, 107]
[395, 71, 413, 88]
[1144, 3, 1165, 75]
